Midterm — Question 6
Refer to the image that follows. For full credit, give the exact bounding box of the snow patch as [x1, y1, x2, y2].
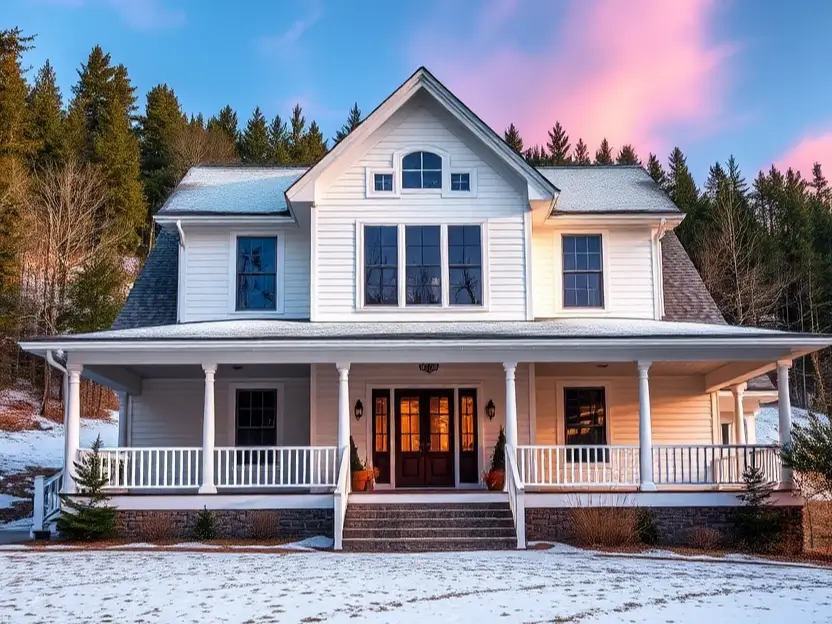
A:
[278, 535, 333, 551]
[756, 406, 823, 444]
[0, 494, 25, 509]
[105, 542, 157, 549]
[167, 542, 223, 549]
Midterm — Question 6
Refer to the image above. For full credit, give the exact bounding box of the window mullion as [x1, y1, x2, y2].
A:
[440, 225, 449, 307]
[397, 224, 406, 308]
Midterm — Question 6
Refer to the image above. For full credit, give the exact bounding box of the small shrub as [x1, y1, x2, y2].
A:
[489, 427, 506, 472]
[193, 507, 217, 540]
[636, 508, 658, 545]
[568, 500, 638, 547]
[730, 465, 782, 553]
[248, 511, 280, 540]
[137, 513, 176, 542]
[349, 436, 364, 472]
[686, 526, 723, 550]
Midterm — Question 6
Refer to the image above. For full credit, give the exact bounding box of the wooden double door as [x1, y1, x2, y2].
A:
[389, 389, 478, 488]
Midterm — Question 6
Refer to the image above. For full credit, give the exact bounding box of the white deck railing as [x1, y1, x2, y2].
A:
[505, 443, 526, 549]
[80, 447, 203, 489]
[31, 470, 63, 536]
[214, 446, 338, 488]
[516, 445, 641, 486]
[333, 445, 350, 551]
[652, 444, 780, 486]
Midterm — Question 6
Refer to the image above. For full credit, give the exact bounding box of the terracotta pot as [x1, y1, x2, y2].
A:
[484, 470, 505, 491]
[351, 469, 374, 492]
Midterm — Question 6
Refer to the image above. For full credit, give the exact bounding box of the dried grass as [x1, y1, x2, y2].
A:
[567, 498, 638, 547]
[686, 526, 723, 550]
[806, 499, 832, 554]
[136, 513, 177, 542]
[248, 511, 280, 540]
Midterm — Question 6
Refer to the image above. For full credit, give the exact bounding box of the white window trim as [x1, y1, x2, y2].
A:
[355, 221, 490, 312]
[448, 168, 478, 197]
[228, 231, 286, 316]
[555, 379, 613, 446]
[227, 381, 285, 447]
[553, 230, 611, 316]
[365, 168, 399, 198]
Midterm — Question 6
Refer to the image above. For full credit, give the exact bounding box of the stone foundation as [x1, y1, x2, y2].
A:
[526, 505, 804, 554]
[115, 508, 334, 541]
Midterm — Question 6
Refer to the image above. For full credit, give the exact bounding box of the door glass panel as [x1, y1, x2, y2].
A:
[429, 395, 450, 452]
[399, 396, 420, 452]
[374, 395, 388, 452]
[460, 395, 475, 452]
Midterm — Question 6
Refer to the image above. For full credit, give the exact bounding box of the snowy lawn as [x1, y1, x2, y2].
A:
[1, 548, 830, 623]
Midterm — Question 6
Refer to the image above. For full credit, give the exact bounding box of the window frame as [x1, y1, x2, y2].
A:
[365, 168, 398, 198]
[364, 147, 477, 198]
[555, 380, 612, 447]
[228, 232, 285, 316]
[554, 230, 610, 315]
[228, 382, 285, 450]
[356, 221, 489, 311]
[363, 224, 399, 307]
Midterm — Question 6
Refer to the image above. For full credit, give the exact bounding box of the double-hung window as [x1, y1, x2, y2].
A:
[564, 387, 608, 462]
[235, 389, 278, 464]
[364, 226, 398, 306]
[448, 225, 482, 305]
[405, 226, 442, 305]
[562, 234, 603, 308]
[236, 237, 277, 311]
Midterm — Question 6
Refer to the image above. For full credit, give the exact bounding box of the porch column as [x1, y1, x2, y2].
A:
[503, 362, 518, 450]
[62, 364, 82, 494]
[199, 363, 217, 494]
[336, 363, 350, 451]
[637, 361, 656, 491]
[731, 383, 747, 445]
[116, 391, 128, 447]
[777, 360, 794, 486]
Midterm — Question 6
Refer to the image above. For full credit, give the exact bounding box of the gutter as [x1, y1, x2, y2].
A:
[175, 219, 186, 247]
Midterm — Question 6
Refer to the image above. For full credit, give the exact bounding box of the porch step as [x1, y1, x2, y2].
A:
[342, 502, 517, 552]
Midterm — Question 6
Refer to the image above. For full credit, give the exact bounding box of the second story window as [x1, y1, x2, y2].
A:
[236, 236, 277, 311]
[562, 234, 603, 308]
[450, 172, 470, 192]
[374, 173, 393, 192]
[448, 225, 482, 305]
[402, 151, 442, 189]
[405, 225, 441, 304]
[364, 226, 398, 305]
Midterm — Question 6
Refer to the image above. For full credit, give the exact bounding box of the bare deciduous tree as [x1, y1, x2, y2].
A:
[171, 123, 238, 176]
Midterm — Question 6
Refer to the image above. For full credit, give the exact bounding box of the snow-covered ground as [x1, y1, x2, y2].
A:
[0, 548, 829, 623]
[0, 416, 118, 473]
[756, 405, 822, 444]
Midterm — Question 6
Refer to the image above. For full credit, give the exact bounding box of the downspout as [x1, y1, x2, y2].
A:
[176, 220, 186, 323]
[175, 219, 187, 246]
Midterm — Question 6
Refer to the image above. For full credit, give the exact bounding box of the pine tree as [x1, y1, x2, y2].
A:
[301, 120, 327, 165]
[615, 144, 640, 165]
[26, 59, 64, 167]
[193, 506, 217, 540]
[524, 145, 546, 167]
[503, 123, 524, 154]
[811, 162, 829, 203]
[238, 106, 270, 164]
[334, 102, 361, 144]
[56, 435, 118, 540]
[207, 105, 239, 144]
[594, 138, 613, 165]
[572, 138, 591, 165]
[704, 161, 727, 198]
[139, 84, 185, 220]
[288, 103, 306, 163]
[60, 253, 126, 333]
[268, 114, 290, 164]
[546, 121, 570, 165]
[489, 427, 506, 472]
[667, 147, 698, 212]
[646, 153, 667, 189]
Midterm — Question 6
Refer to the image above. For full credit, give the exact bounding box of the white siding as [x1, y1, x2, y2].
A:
[311, 363, 531, 481]
[534, 375, 712, 445]
[181, 225, 310, 322]
[314, 99, 528, 321]
[533, 226, 657, 319]
[129, 377, 310, 447]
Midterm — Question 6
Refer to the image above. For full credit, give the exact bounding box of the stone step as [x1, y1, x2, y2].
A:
[346, 509, 513, 520]
[344, 517, 515, 529]
[347, 502, 510, 511]
[343, 526, 516, 539]
[342, 536, 518, 553]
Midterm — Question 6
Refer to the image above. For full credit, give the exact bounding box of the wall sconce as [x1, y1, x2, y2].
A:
[485, 399, 496, 420]
[354, 400, 364, 421]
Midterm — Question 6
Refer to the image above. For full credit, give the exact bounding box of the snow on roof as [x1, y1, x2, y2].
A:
[538, 166, 682, 214]
[158, 166, 308, 215]
[40, 318, 795, 342]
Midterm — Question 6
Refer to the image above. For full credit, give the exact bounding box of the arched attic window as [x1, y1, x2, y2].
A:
[402, 151, 443, 189]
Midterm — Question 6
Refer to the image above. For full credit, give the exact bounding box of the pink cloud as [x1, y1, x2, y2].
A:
[412, 0, 735, 158]
[775, 131, 832, 177]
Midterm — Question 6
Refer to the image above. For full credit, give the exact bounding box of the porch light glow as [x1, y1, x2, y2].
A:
[354, 400, 364, 421]
[485, 399, 496, 420]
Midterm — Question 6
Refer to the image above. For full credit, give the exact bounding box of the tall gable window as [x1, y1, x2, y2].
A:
[562, 234, 603, 308]
[448, 225, 482, 305]
[364, 226, 398, 305]
[405, 226, 441, 304]
[402, 151, 442, 189]
[236, 236, 277, 311]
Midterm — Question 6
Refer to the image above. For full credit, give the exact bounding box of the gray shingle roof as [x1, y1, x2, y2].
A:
[538, 166, 682, 214]
[158, 166, 307, 216]
[112, 229, 179, 330]
[661, 231, 726, 325]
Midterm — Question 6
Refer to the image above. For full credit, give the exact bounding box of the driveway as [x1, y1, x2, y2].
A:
[0, 546, 829, 622]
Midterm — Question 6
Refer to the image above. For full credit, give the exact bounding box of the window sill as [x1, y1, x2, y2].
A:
[228, 309, 284, 317]
[356, 305, 490, 313]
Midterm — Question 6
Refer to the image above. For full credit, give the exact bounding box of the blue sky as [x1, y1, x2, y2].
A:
[7, 0, 832, 182]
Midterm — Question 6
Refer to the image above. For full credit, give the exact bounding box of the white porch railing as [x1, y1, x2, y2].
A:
[80, 447, 203, 489]
[652, 444, 780, 486]
[31, 470, 63, 536]
[516, 445, 641, 486]
[214, 446, 338, 488]
[505, 443, 526, 549]
[333, 445, 350, 551]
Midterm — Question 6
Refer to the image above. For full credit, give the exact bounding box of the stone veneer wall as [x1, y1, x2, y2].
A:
[115, 509, 333, 540]
[526, 505, 804, 554]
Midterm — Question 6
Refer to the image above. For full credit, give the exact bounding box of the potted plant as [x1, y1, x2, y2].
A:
[483, 427, 506, 490]
[349, 436, 375, 491]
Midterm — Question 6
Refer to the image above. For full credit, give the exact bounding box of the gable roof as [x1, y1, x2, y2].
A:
[157, 166, 306, 216]
[539, 166, 682, 214]
[286, 67, 558, 204]
[661, 231, 725, 325]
